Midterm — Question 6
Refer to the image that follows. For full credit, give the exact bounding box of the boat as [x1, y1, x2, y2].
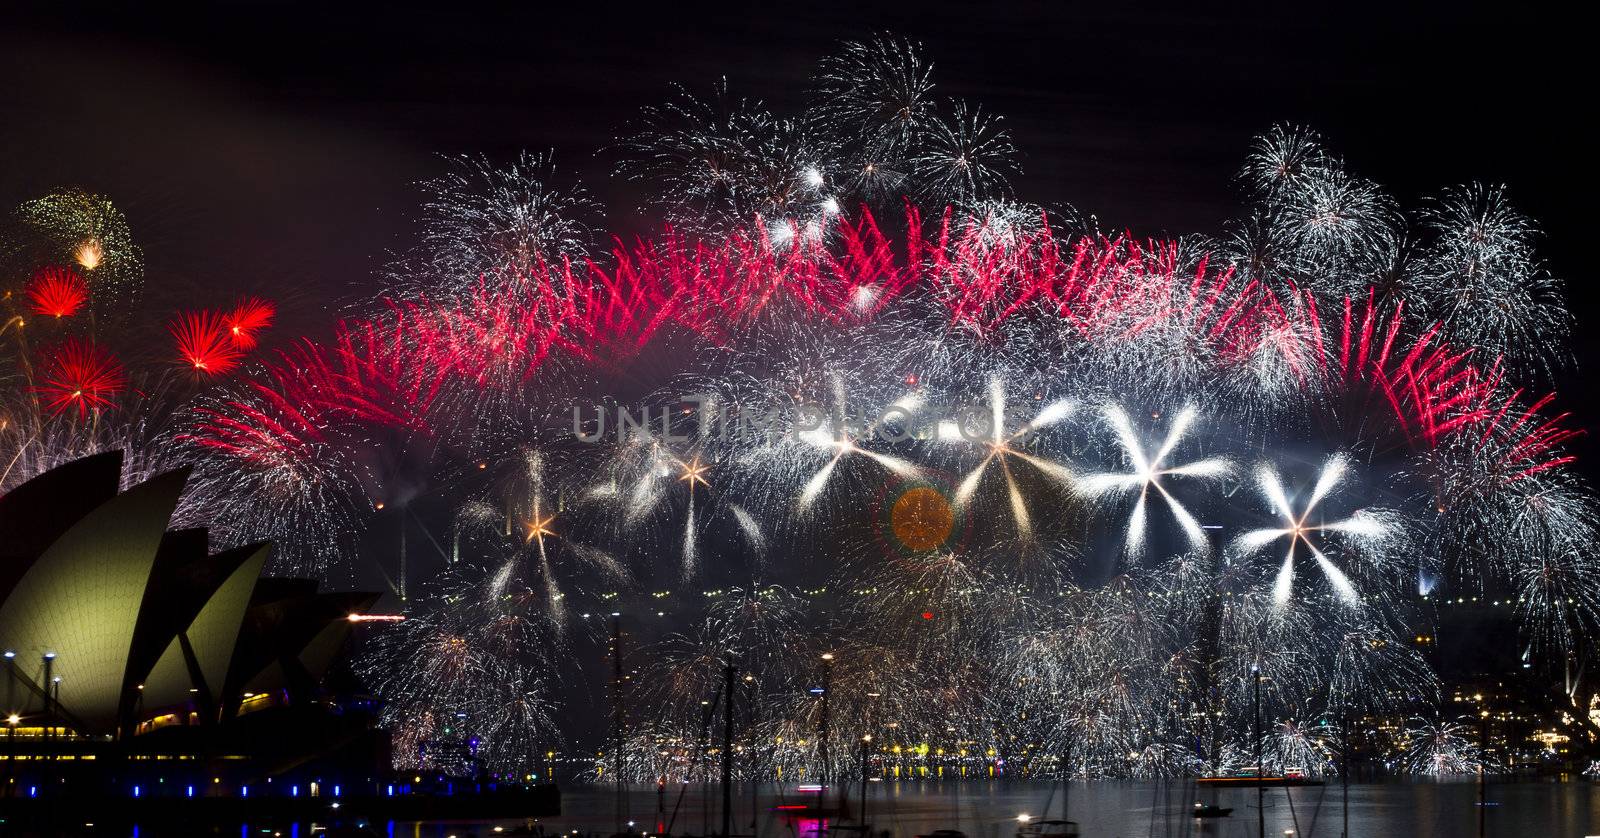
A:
[1016, 819, 1080, 838]
[1192, 802, 1232, 818]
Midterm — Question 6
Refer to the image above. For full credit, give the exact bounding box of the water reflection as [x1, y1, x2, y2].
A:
[118, 780, 1600, 837]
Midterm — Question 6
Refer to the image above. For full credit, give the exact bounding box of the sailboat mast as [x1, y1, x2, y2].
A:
[722, 660, 737, 838]
[612, 612, 627, 834]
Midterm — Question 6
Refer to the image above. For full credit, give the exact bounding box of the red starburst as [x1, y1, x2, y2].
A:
[224, 297, 276, 348]
[25, 266, 89, 318]
[171, 310, 243, 374]
[34, 339, 126, 417]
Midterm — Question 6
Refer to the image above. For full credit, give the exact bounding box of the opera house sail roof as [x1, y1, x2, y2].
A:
[0, 451, 370, 740]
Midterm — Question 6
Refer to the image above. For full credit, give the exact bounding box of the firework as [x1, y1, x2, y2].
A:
[356, 557, 565, 777]
[910, 100, 1018, 206]
[391, 151, 600, 300]
[1392, 717, 1486, 777]
[14, 189, 145, 313]
[1235, 454, 1395, 608]
[100, 38, 1589, 784]
[223, 297, 276, 349]
[1418, 183, 1569, 377]
[25, 266, 89, 318]
[946, 378, 1074, 539]
[614, 81, 822, 237]
[170, 309, 244, 374]
[809, 34, 937, 168]
[1080, 404, 1231, 558]
[32, 338, 126, 418]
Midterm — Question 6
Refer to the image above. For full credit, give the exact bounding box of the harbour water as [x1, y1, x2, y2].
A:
[389, 779, 1600, 838]
[69, 780, 1600, 836]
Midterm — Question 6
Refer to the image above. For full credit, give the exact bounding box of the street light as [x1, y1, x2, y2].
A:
[3, 652, 14, 718]
[1252, 663, 1263, 838]
[41, 654, 56, 743]
[818, 653, 835, 802]
[5, 711, 16, 798]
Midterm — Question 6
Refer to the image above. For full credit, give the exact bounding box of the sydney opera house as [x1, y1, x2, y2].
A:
[0, 451, 385, 802]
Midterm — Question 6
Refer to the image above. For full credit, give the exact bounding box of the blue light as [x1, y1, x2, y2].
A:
[386, 784, 394, 797]
[186, 785, 195, 798]
[241, 785, 249, 798]
[333, 784, 341, 797]
[291, 785, 299, 798]
[28, 786, 37, 798]
[133, 785, 142, 798]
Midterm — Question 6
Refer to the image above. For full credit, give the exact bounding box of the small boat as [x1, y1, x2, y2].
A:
[1016, 819, 1080, 838]
[1192, 802, 1232, 818]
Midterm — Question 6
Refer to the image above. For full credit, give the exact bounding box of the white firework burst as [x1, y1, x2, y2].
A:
[1236, 454, 1392, 608]
[1080, 404, 1231, 557]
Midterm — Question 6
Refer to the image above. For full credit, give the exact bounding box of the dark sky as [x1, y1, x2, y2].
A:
[3, 0, 1593, 407]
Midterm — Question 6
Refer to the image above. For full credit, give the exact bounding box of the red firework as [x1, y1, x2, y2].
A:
[224, 297, 276, 349]
[185, 380, 327, 471]
[1475, 389, 1581, 482]
[189, 205, 1579, 480]
[171, 310, 244, 374]
[25, 266, 89, 318]
[33, 339, 126, 417]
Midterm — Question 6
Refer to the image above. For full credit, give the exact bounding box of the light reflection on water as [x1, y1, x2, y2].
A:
[458, 779, 1600, 837]
[128, 779, 1600, 837]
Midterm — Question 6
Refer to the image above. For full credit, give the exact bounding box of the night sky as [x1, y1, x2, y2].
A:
[3, 0, 1593, 420]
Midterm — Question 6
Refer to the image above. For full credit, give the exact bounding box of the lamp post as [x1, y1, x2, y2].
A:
[1253, 663, 1263, 838]
[3, 651, 15, 714]
[51, 677, 62, 748]
[859, 734, 872, 827]
[1478, 708, 1489, 838]
[819, 653, 834, 805]
[1342, 713, 1351, 838]
[5, 712, 18, 798]
[41, 653, 55, 745]
[745, 674, 760, 837]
